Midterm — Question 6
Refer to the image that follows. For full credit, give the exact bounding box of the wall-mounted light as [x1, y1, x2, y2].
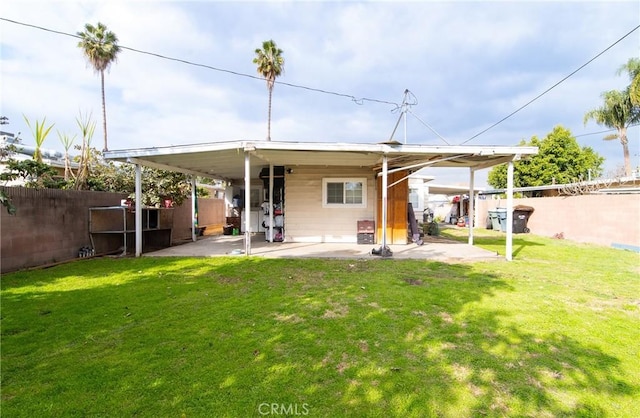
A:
[286, 168, 294, 174]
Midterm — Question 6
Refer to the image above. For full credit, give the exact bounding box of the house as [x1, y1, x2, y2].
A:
[407, 174, 435, 221]
[104, 140, 537, 260]
[409, 175, 492, 224]
[0, 131, 79, 185]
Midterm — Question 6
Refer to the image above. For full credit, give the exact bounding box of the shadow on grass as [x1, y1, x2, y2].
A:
[1, 257, 635, 417]
[441, 227, 546, 258]
[477, 235, 545, 257]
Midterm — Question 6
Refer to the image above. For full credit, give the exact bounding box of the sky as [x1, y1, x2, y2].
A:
[1, 0, 639, 187]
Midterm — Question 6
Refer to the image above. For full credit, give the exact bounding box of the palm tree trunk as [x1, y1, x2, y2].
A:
[267, 86, 273, 141]
[620, 127, 630, 176]
[101, 70, 108, 152]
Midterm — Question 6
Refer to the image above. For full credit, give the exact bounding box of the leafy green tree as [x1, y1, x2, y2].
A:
[488, 125, 604, 189]
[1, 119, 63, 190]
[1, 116, 17, 214]
[0, 191, 16, 215]
[0, 159, 61, 189]
[1, 117, 63, 213]
[87, 156, 134, 193]
[253, 39, 285, 141]
[584, 58, 640, 177]
[1, 113, 193, 210]
[80, 155, 191, 207]
[133, 168, 191, 207]
[77, 22, 121, 152]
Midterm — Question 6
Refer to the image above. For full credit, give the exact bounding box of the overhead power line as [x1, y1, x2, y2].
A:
[459, 24, 640, 145]
[575, 123, 639, 138]
[2, 17, 637, 144]
[0, 17, 399, 107]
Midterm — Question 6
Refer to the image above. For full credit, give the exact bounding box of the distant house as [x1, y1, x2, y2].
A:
[408, 175, 488, 224]
[0, 131, 78, 185]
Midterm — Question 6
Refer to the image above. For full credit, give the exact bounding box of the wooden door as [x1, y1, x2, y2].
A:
[376, 170, 408, 244]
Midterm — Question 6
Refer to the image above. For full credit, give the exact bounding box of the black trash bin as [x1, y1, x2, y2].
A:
[513, 205, 534, 233]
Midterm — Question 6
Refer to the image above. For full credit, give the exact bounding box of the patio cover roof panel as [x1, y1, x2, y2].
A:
[104, 140, 538, 180]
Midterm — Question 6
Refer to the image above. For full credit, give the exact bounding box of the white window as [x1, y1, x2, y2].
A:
[322, 178, 367, 208]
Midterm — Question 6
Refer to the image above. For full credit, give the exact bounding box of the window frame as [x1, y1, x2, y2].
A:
[322, 178, 367, 208]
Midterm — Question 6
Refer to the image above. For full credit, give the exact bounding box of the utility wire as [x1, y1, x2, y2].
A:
[459, 24, 640, 145]
[3, 17, 636, 141]
[0, 17, 399, 107]
[575, 123, 639, 138]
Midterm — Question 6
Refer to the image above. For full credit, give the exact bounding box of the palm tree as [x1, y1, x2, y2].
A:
[618, 57, 640, 106]
[584, 60, 640, 177]
[253, 40, 284, 141]
[631, 75, 640, 107]
[77, 22, 121, 152]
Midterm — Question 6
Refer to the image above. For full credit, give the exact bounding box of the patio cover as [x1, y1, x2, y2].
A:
[104, 140, 538, 260]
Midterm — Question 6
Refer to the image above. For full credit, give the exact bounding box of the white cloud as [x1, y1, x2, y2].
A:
[1, 0, 639, 185]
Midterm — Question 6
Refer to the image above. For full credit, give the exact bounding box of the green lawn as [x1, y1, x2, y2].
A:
[1, 229, 639, 417]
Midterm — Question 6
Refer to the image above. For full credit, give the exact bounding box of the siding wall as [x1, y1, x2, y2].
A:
[284, 166, 377, 242]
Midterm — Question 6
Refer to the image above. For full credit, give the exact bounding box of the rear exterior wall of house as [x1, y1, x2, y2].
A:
[284, 166, 377, 243]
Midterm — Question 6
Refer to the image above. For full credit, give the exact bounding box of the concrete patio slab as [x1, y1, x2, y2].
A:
[146, 233, 501, 263]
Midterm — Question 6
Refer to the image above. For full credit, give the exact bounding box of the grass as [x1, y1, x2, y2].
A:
[1, 229, 639, 417]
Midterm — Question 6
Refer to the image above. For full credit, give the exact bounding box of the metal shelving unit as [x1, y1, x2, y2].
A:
[89, 206, 174, 255]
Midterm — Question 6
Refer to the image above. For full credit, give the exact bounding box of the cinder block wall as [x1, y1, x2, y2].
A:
[1, 187, 227, 273]
[476, 194, 640, 249]
[1, 187, 126, 273]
